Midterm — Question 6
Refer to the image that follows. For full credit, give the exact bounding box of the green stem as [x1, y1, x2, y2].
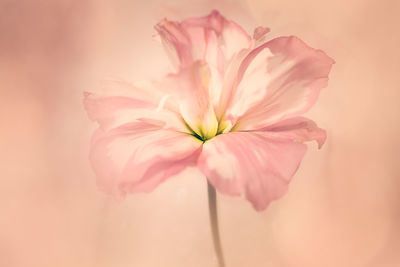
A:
[207, 180, 226, 267]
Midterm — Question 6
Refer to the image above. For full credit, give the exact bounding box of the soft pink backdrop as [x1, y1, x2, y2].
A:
[1, 0, 399, 266]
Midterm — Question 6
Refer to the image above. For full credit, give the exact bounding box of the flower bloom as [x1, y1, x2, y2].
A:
[84, 10, 334, 211]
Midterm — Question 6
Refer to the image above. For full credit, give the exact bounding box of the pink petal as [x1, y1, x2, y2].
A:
[198, 131, 307, 211]
[251, 116, 327, 149]
[154, 19, 193, 70]
[215, 48, 252, 120]
[83, 79, 186, 132]
[223, 36, 334, 131]
[162, 61, 218, 139]
[155, 10, 251, 73]
[252, 26, 270, 45]
[253, 26, 270, 40]
[90, 121, 203, 195]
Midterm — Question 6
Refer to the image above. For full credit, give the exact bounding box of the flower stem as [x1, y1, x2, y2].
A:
[207, 180, 226, 267]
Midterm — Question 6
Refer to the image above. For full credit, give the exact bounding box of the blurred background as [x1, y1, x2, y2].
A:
[1, 0, 400, 266]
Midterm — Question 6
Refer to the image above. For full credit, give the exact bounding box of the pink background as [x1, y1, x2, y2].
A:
[1, 0, 399, 266]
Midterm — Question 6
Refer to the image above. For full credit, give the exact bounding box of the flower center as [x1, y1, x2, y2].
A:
[186, 117, 232, 142]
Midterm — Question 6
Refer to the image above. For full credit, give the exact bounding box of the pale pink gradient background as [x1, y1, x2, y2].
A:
[1, 0, 400, 266]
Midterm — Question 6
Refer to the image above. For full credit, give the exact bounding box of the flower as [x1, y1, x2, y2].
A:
[83, 10, 334, 211]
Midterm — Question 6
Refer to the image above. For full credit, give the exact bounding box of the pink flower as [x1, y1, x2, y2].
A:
[84, 10, 334, 211]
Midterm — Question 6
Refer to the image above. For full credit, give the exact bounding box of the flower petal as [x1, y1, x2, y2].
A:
[198, 132, 307, 211]
[162, 61, 218, 140]
[222, 36, 334, 131]
[254, 116, 327, 149]
[154, 19, 193, 70]
[90, 121, 203, 195]
[252, 26, 270, 46]
[83, 78, 186, 132]
[253, 26, 270, 41]
[155, 10, 251, 73]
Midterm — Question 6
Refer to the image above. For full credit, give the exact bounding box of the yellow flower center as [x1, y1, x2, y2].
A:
[187, 117, 232, 142]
